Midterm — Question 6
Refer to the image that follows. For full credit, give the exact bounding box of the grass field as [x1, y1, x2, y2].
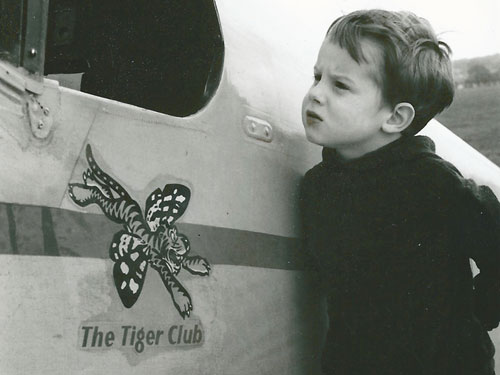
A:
[436, 85, 500, 166]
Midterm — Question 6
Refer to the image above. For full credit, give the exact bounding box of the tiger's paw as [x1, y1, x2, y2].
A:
[68, 183, 96, 207]
[183, 256, 211, 276]
[172, 289, 193, 319]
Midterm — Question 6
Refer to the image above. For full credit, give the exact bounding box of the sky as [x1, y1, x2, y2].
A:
[312, 0, 500, 60]
[226, 0, 499, 69]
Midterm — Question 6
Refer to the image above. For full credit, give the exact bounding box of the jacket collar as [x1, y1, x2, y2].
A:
[321, 135, 436, 171]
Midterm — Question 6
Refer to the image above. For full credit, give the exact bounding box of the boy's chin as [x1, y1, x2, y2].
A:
[305, 134, 322, 147]
[305, 132, 328, 148]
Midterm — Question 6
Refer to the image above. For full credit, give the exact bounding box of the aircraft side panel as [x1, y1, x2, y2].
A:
[0, 59, 325, 373]
[0, 255, 324, 374]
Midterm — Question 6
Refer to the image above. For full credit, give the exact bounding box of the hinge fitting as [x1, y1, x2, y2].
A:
[27, 94, 52, 139]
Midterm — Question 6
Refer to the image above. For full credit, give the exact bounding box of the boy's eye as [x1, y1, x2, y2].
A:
[313, 73, 321, 83]
[334, 81, 349, 90]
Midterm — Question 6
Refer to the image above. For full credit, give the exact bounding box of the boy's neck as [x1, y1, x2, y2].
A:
[335, 133, 402, 160]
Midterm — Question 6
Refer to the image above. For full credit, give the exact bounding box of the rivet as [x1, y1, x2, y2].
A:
[43, 107, 50, 116]
[37, 121, 44, 129]
[29, 48, 37, 57]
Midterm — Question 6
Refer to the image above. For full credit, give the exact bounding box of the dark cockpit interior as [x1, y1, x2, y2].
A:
[44, 0, 224, 117]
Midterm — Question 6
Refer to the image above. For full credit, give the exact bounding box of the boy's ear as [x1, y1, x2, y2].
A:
[382, 103, 415, 134]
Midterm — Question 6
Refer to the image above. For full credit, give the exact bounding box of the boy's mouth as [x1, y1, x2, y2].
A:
[306, 110, 322, 124]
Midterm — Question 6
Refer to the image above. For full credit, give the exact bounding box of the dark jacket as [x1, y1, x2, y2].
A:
[300, 136, 500, 375]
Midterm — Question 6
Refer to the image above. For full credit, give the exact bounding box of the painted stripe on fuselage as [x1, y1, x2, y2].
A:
[0, 203, 305, 270]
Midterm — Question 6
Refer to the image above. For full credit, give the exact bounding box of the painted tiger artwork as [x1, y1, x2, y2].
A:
[68, 145, 210, 318]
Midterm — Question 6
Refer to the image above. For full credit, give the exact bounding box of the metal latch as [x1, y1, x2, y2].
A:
[243, 116, 273, 142]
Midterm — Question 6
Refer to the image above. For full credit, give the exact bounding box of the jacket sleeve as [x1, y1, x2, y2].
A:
[461, 179, 500, 331]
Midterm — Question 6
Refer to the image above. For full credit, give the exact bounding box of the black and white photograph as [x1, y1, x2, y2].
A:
[0, 0, 499, 374]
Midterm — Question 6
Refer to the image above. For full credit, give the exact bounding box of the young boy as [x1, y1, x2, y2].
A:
[300, 10, 500, 375]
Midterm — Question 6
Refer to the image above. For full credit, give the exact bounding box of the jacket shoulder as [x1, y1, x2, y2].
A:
[301, 162, 325, 193]
[411, 154, 468, 196]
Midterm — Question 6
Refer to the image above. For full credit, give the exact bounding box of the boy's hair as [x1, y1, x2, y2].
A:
[327, 10, 454, 135]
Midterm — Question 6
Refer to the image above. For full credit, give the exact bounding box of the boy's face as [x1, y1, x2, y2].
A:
[302, 38, 395, 159]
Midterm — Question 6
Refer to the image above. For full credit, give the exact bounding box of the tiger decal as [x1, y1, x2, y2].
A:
[68, 145, 210, 318]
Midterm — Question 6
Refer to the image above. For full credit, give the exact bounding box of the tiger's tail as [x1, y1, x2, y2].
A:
[68, 145, 150, 236]
[85, 145, 130, 200]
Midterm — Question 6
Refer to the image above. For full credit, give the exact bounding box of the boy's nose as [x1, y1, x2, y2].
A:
[308, 84, 324, 104]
